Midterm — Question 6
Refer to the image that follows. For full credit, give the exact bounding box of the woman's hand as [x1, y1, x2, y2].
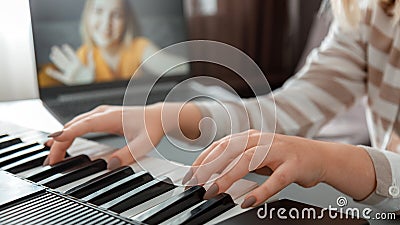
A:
[46, 103, 203, 170]
[183, 130, 376, 208]
[46, 44, 95, 85]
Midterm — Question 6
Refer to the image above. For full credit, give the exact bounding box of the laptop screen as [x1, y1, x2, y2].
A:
[29, 0, 189, 93]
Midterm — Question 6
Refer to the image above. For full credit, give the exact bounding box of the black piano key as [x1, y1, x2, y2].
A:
[0, 134, 8, 139]
[137, 186, 206, 224]
[41, 159, 107, 188]
[0, 145, 49, 167]
[0, 142, 38, 158]
[84, 171, 153, 205]
[26, 154, 91, 182]
[2, 151, 49, 174]
[103, 177, 176, 214]
[178, 193, 235, 225]
[66, 166, 135, 198]
[0, 137, 22, 149]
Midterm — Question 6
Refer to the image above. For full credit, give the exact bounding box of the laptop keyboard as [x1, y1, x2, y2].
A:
[50, 97, 124, 121]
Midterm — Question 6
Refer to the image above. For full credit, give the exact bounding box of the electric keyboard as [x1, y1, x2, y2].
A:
[0, 121, 370, 225]
[0, 121, 259, 225]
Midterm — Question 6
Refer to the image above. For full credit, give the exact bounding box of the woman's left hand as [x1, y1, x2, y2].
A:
[183, 129, 376, 208]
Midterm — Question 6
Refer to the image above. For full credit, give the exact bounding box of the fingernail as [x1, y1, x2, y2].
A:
[204, 183, 219, 199]
[108, 157, 121, 170]
[187, 176, 198, 186]
[241, 196, 257, 208]
[43, 156, 50, 166]
[182, 169, 193, 185]
[48, 130, 63, 138]
[44, 140, 51, 148]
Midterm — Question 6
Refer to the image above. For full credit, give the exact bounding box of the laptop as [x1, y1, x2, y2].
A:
[28, 0, 190, 124]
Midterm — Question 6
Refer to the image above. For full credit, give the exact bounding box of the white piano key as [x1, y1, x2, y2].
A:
[122, 186, 185, 218]
[130, 156, 183, 177]
[81, 171, 151, 202]
[162, 167, 190, 184]
[205, 192, 280, 224]
[56, 170, 109, 193]
[17, 165, 47, 178]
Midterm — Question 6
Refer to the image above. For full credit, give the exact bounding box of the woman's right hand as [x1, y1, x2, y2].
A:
[46, 44, 95, 86]
[45, 103, 202, 170]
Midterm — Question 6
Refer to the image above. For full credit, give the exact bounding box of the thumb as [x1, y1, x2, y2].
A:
[107, 145, 134, 170]
[107, 135, 156, 170]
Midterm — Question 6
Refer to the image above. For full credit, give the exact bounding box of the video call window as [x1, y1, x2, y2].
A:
[30, 0, 188, 88]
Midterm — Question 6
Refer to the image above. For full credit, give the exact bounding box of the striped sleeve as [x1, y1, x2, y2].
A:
[358, 146, 400, 212]
[194, 21, 367, 139]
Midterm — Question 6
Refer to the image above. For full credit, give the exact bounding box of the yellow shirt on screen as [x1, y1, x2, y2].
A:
[38, 37, 150, 87]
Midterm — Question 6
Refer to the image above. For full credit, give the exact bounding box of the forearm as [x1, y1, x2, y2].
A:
[321, 141, 376, 200]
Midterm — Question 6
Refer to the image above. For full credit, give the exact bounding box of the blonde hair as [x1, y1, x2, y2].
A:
[331, 0, 400, 27]
[80, 0, 140, 48]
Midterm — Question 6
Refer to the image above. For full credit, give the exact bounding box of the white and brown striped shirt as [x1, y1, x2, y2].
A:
[195, 3, 400, 212]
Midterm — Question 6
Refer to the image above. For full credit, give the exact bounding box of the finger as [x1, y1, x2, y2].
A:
[48, 139, 74, 165]
[203, 149, 255, 199]
[50, 46, 70, 71]
[107, 145, 134, 170]
[192, 140, 244, 185]
[46, 67, 69, 83]
[62, 44, 79, 63]
[191, 131, 251, 168]
[52, 112, 120, 142]
[87, 49, 95, 70]
[108, 134, 157, 170]
[241, 164, 293, 208]
[192, 132, 263, 184]
[64, 105, 109, 128]
[44, 139, 54, 147]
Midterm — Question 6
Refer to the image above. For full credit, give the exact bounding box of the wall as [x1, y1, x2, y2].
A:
[0, 0, 39, 101]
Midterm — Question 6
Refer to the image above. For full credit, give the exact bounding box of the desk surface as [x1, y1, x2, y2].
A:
[0, 99, 397, 224]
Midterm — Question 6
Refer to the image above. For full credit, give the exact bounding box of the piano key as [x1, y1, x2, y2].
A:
[56, 170, 109, 193]
[82, 171, 153, 205]
[0, 142, 38, 158]
[0, 134, 8, 139]
[135, 186, 206, 224]
[1, 151, 49, 174]
[0, 137, 22, 149]
[0, 145, 48, 167]
[25, 154, 91, 181]
[122, 187, 185, 218]
[39, 159, 107, 188]
[164, 193, 235, 225]
[65, 166, 135, 198]
[101, 177, 176, 213]
[131, 156, 183, 177]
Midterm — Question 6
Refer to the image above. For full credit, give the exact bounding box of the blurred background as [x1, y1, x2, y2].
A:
[0, 0, 324, 101]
